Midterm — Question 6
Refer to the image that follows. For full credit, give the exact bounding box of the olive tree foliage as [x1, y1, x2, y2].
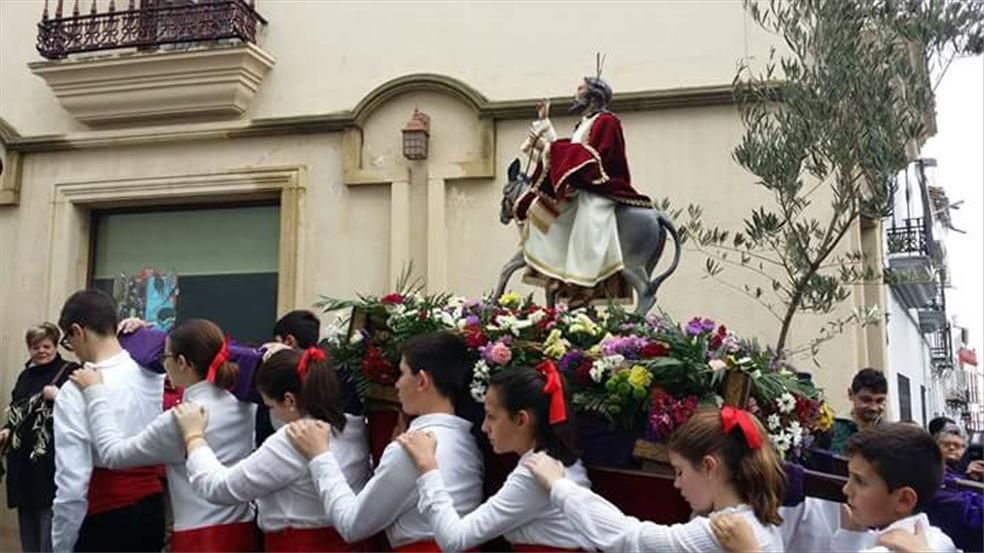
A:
[663, 0, 984, 360]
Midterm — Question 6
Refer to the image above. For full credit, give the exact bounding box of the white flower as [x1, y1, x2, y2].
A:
[433, 310, 456, 329]
[777, 393, 796, 414]
[708, 359, 728, 373]
[321, 317, 347, 346]
[528, 309, 547, 324]
[771, 432, 791, 455]
[384, 303, 407, 316]
[470, 360, 492, 402]
[736, 357, 752, 366]
[590, 354, 625, 383]
[788, 421, 803, 447]
[470, 382, 488, 402]
[751, 369, 763, 379]
[349, 332, 364, 345]
[713, 394, 725, 408]
[767, 414, 782, 431]
[489, 315, 533, 336]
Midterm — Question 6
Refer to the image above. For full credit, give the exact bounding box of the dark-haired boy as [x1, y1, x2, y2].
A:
[833, 423, 957, 552]
[51, 290, 165, 552]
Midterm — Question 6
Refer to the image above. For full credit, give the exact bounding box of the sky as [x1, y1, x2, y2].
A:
[922, 55, 984, 352]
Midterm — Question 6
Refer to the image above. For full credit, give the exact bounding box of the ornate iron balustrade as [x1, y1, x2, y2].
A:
[886, 217, 929, 256]
[37, 0, 267, 60]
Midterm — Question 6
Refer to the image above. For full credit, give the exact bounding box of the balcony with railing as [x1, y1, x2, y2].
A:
[886, 216, 940, 310]
[29, 0, 275, 126]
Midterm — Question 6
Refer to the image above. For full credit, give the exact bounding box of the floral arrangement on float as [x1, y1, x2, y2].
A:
[317, 278, 834, 463]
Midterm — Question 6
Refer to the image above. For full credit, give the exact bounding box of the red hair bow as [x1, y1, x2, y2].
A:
[721, 405, 763, 449]
[297, 347, 326, 382]
[536, 360, 567, 425]
[205, 336, 230, 384]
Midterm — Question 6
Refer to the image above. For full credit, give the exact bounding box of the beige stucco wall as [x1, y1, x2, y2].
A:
[0, 1, 875, 548]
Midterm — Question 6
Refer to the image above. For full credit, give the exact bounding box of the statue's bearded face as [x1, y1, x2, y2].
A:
[569, 80, 591, 114]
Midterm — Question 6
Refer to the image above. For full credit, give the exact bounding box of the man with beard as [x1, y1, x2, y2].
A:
[513, 67, 652, 307]
[830, 368, 888, 454]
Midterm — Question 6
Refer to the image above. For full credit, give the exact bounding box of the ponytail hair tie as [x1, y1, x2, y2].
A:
[721, 405, 763, 449]
[535, 360, 567, 424]
[205, 335, 231, 384]
[297, 347, 326, 382]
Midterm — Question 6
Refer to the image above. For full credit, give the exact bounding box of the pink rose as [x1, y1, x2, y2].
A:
[487, 342, 513, 365]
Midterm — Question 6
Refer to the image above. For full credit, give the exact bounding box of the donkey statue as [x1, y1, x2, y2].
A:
[494, 158, 681, 315]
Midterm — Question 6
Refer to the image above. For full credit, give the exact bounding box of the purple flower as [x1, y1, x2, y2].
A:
[559, 351, 585, 372]
[602, 336, 647, 358]
[685, 317, 716, 336]
[465, 315, 480, 326]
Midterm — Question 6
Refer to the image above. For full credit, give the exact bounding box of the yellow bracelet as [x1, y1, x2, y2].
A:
[184, 433, 205, 447]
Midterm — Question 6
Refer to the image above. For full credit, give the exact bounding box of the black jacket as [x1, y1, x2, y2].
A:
[4, 355, 75, 509]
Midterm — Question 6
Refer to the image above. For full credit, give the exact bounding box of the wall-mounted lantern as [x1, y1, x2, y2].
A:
[402, 109, 430, 160]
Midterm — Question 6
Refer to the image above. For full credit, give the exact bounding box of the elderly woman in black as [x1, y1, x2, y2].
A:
[0, 323, 77, 552]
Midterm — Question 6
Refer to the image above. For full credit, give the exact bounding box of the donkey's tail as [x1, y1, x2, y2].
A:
[646, 213, 682, 297]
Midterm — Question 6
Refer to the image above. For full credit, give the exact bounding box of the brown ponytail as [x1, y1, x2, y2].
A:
[168, 319, 239, 389]
[668, 408, 785, 525]
[256, 348, 347, 430]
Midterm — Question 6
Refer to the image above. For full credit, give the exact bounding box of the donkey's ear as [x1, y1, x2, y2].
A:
[508, 159, 521, 181]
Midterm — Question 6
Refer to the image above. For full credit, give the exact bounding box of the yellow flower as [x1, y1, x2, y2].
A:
[543, 328, 568, 359]
[498, 291, 522, 309]
[627, 365, 652, 389]
[816, 404, 834, 432]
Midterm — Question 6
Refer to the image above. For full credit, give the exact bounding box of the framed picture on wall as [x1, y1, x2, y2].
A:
[113, 268, 179, 331]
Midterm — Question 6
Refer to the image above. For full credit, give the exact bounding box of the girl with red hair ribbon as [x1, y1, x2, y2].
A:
[69, 319, 258, 552]
[396, 361, 596, 552]
[172, 346, 370, 553]
[524, 406, 788, 552]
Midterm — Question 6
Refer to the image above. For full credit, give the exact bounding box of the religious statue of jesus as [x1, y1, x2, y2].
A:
[512, 69, 653, 306]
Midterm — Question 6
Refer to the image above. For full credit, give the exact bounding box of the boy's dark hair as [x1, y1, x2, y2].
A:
[399, 331, 471, 405]
[844, 423, 943, 513]
[489, 366, 580, 466]
[851, 368, 888, 395]
[272, 310, 320, 348]
[58, 289, 118, 336]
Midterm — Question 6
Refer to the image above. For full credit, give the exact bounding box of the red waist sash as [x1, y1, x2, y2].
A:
[171, 521, 258, 553]
[87, 467, 163, 515]
[264, 526, 366, 552]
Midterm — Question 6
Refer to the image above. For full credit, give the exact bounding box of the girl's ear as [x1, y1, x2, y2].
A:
[701, 454, 720, 477]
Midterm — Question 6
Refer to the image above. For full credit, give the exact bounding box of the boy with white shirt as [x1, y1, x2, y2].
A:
[51, 290, 165, 552]
[287, 331, 484, 552]
[834, 423, 958, 552]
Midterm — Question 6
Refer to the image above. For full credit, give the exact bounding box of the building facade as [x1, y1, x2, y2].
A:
[0, 0, 926, 546]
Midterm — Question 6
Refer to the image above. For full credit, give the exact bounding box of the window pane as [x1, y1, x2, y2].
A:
[91, 205, 279, 344]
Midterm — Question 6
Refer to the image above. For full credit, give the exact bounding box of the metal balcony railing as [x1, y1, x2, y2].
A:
[37, 0, 266, 60]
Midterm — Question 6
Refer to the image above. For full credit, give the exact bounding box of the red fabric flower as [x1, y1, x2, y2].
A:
[380, 293, 404, 305]
[573, 359, 595, 387]
[362, 346, 398, 385]
[641, 342, 670, 358]
[463, 325, 489, 348]
[709, 325, 728, 349]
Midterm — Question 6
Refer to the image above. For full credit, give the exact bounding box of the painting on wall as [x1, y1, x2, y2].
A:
[114, 268, 179, 331]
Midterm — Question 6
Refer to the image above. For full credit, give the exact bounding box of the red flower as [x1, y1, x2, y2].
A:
[380, 293, 404, 305]
[641, 342, 670, 358]
[362, 347, 398, 385]
[463, 325, 489, 348]
[573, 359, 595, 387]
[709, 325, 728, 349]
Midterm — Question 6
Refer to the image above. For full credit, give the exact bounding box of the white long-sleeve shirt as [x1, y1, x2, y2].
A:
[416, 449, 595, 551]
[83, 379, 256, 531]
[550, 477, 785, 552]
[831, 513, 958, 552]
[51, 350, 164, 552]
[778, 497, 840, 552]
[308, 412, 484, 547]
[186, 413, 369, 532]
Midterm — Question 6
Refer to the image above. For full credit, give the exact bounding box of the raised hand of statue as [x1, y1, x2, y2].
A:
[536, 98, 551, 120]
